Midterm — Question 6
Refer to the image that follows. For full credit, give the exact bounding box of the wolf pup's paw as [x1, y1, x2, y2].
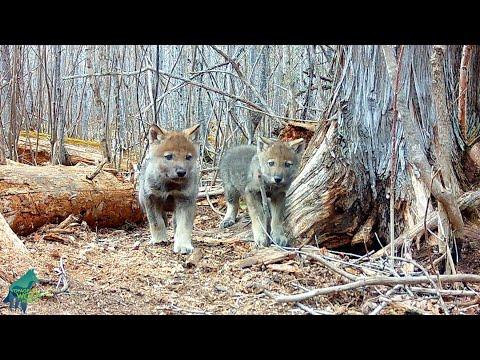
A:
[271, 233, 289, 247]
[173, 240, 194, 254]
[148, 233, 169, 245]
[254, 235, 270, 248]
[220, 218, 235, 228]
[147, 238, 169, 245]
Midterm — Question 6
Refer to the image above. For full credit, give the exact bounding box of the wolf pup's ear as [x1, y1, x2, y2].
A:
[148, 124, 168, 144]
[183, 124, 201, 140]
[287, 138, 305, 154]
[257, 136, 275, 152]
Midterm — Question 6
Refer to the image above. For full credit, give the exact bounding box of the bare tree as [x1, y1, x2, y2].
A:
[51, 45, 68, 165]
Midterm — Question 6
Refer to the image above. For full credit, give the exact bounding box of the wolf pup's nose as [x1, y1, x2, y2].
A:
[177, 169, 187, 177]
[274, 176, 282, 184]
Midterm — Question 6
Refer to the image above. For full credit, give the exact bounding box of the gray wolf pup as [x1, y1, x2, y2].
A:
[138, 123, 200, 254]
[219, 137, 305, 247]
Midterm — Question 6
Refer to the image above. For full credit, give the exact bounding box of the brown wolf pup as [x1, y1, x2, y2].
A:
[219, 137, 305, 247]
[138, 123, 200, 254]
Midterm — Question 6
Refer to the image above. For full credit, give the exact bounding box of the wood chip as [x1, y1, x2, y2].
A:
[43, 233, 72, 244]
[186, 248, 204, 268]
[233, 248, 295, 269]
[267, 263, 300, 273]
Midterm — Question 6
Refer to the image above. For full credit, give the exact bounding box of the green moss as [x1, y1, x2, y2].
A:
[20, 130, 101, 149]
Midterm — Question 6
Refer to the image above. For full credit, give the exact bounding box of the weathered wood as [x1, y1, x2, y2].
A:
[459, 45, 474, 140]
[17, 135, 104, 166]
[384, 45, 464, 237]
[0, 212, 34, 285]
[373, 190, 480, 258]
[0, 162, 143, 235]
[43, 233, 72, 244]
[431, 45, 464, 273]
[55, 214, 81, 230]
[285, 120, 357, 248]
[197, 187, 224, 199]
[185, 248, 204, 268]
[276, 274, 480, 303]
[286, 45, 474, 253]
[266, 262, 300, 273]
[233, 248, 295, 269]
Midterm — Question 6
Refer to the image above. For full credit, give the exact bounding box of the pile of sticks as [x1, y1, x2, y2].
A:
[265, 244, 480, 315]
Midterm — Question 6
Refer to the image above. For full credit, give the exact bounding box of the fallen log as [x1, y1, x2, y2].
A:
[0, 162, 143, 236]
[17, 135, 104, 166]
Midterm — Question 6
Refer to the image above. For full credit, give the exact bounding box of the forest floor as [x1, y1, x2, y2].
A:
[2, 203, 480, 315]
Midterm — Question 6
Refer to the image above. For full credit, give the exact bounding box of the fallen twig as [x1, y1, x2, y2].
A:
[275, 274, 480, 303]
[86, 159, 108, 181]
[43, 233, 73, 244]
[55, 214, 81, 230]
[53, 257, 69, 294]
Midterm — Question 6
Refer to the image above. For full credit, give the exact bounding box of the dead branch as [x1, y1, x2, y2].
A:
[409, 287, 479, 297]
[275, 274, 480, 303]
[53, 257, 69, 294]
[43, 233, 72, 244]
[55, 214, 81, 230]
[297, 250, 358, 281]
[373, 190, 480, 258]
[86, 159, 108, 180]
[263, 289, 330, 315]
[210, 46, 286, 126]
[459, 45, 474, 140]
[233, 248, 295, 269]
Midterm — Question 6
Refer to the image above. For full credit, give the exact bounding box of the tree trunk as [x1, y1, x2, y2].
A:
[86, 46, 111, 162]
[51, 45, 69, 165]
[0, 162, 143, 235]
[285, 45, 471, 254]
[0, 125, 6, 164]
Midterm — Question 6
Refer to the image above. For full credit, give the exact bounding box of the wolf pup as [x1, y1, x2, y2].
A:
[138, 123, 200, 254]
[219, 137, 305, 247]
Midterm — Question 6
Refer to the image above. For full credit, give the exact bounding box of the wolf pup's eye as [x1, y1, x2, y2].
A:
[186, 154, 193, 161]
[285, 161, 293, 168]
[268, 160, 275, 167]
[164, 153, 173, 160]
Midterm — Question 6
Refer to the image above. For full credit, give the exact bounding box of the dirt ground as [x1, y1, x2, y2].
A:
[2, 204, 480, 315]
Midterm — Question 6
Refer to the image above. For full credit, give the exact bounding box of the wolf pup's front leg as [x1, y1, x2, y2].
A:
[220, 184, 240, 228]
[245, 186, 269, 247]
[144, 197, 168, 245]
[270, 192, 289, 246]
[173, 199, 196, 254]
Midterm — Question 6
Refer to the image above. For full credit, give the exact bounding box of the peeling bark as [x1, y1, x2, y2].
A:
[286, 46, 471, 253]
[0, 162, 143, 235]
[0, 212, 34, 285]
[459, 45, 474, 140]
